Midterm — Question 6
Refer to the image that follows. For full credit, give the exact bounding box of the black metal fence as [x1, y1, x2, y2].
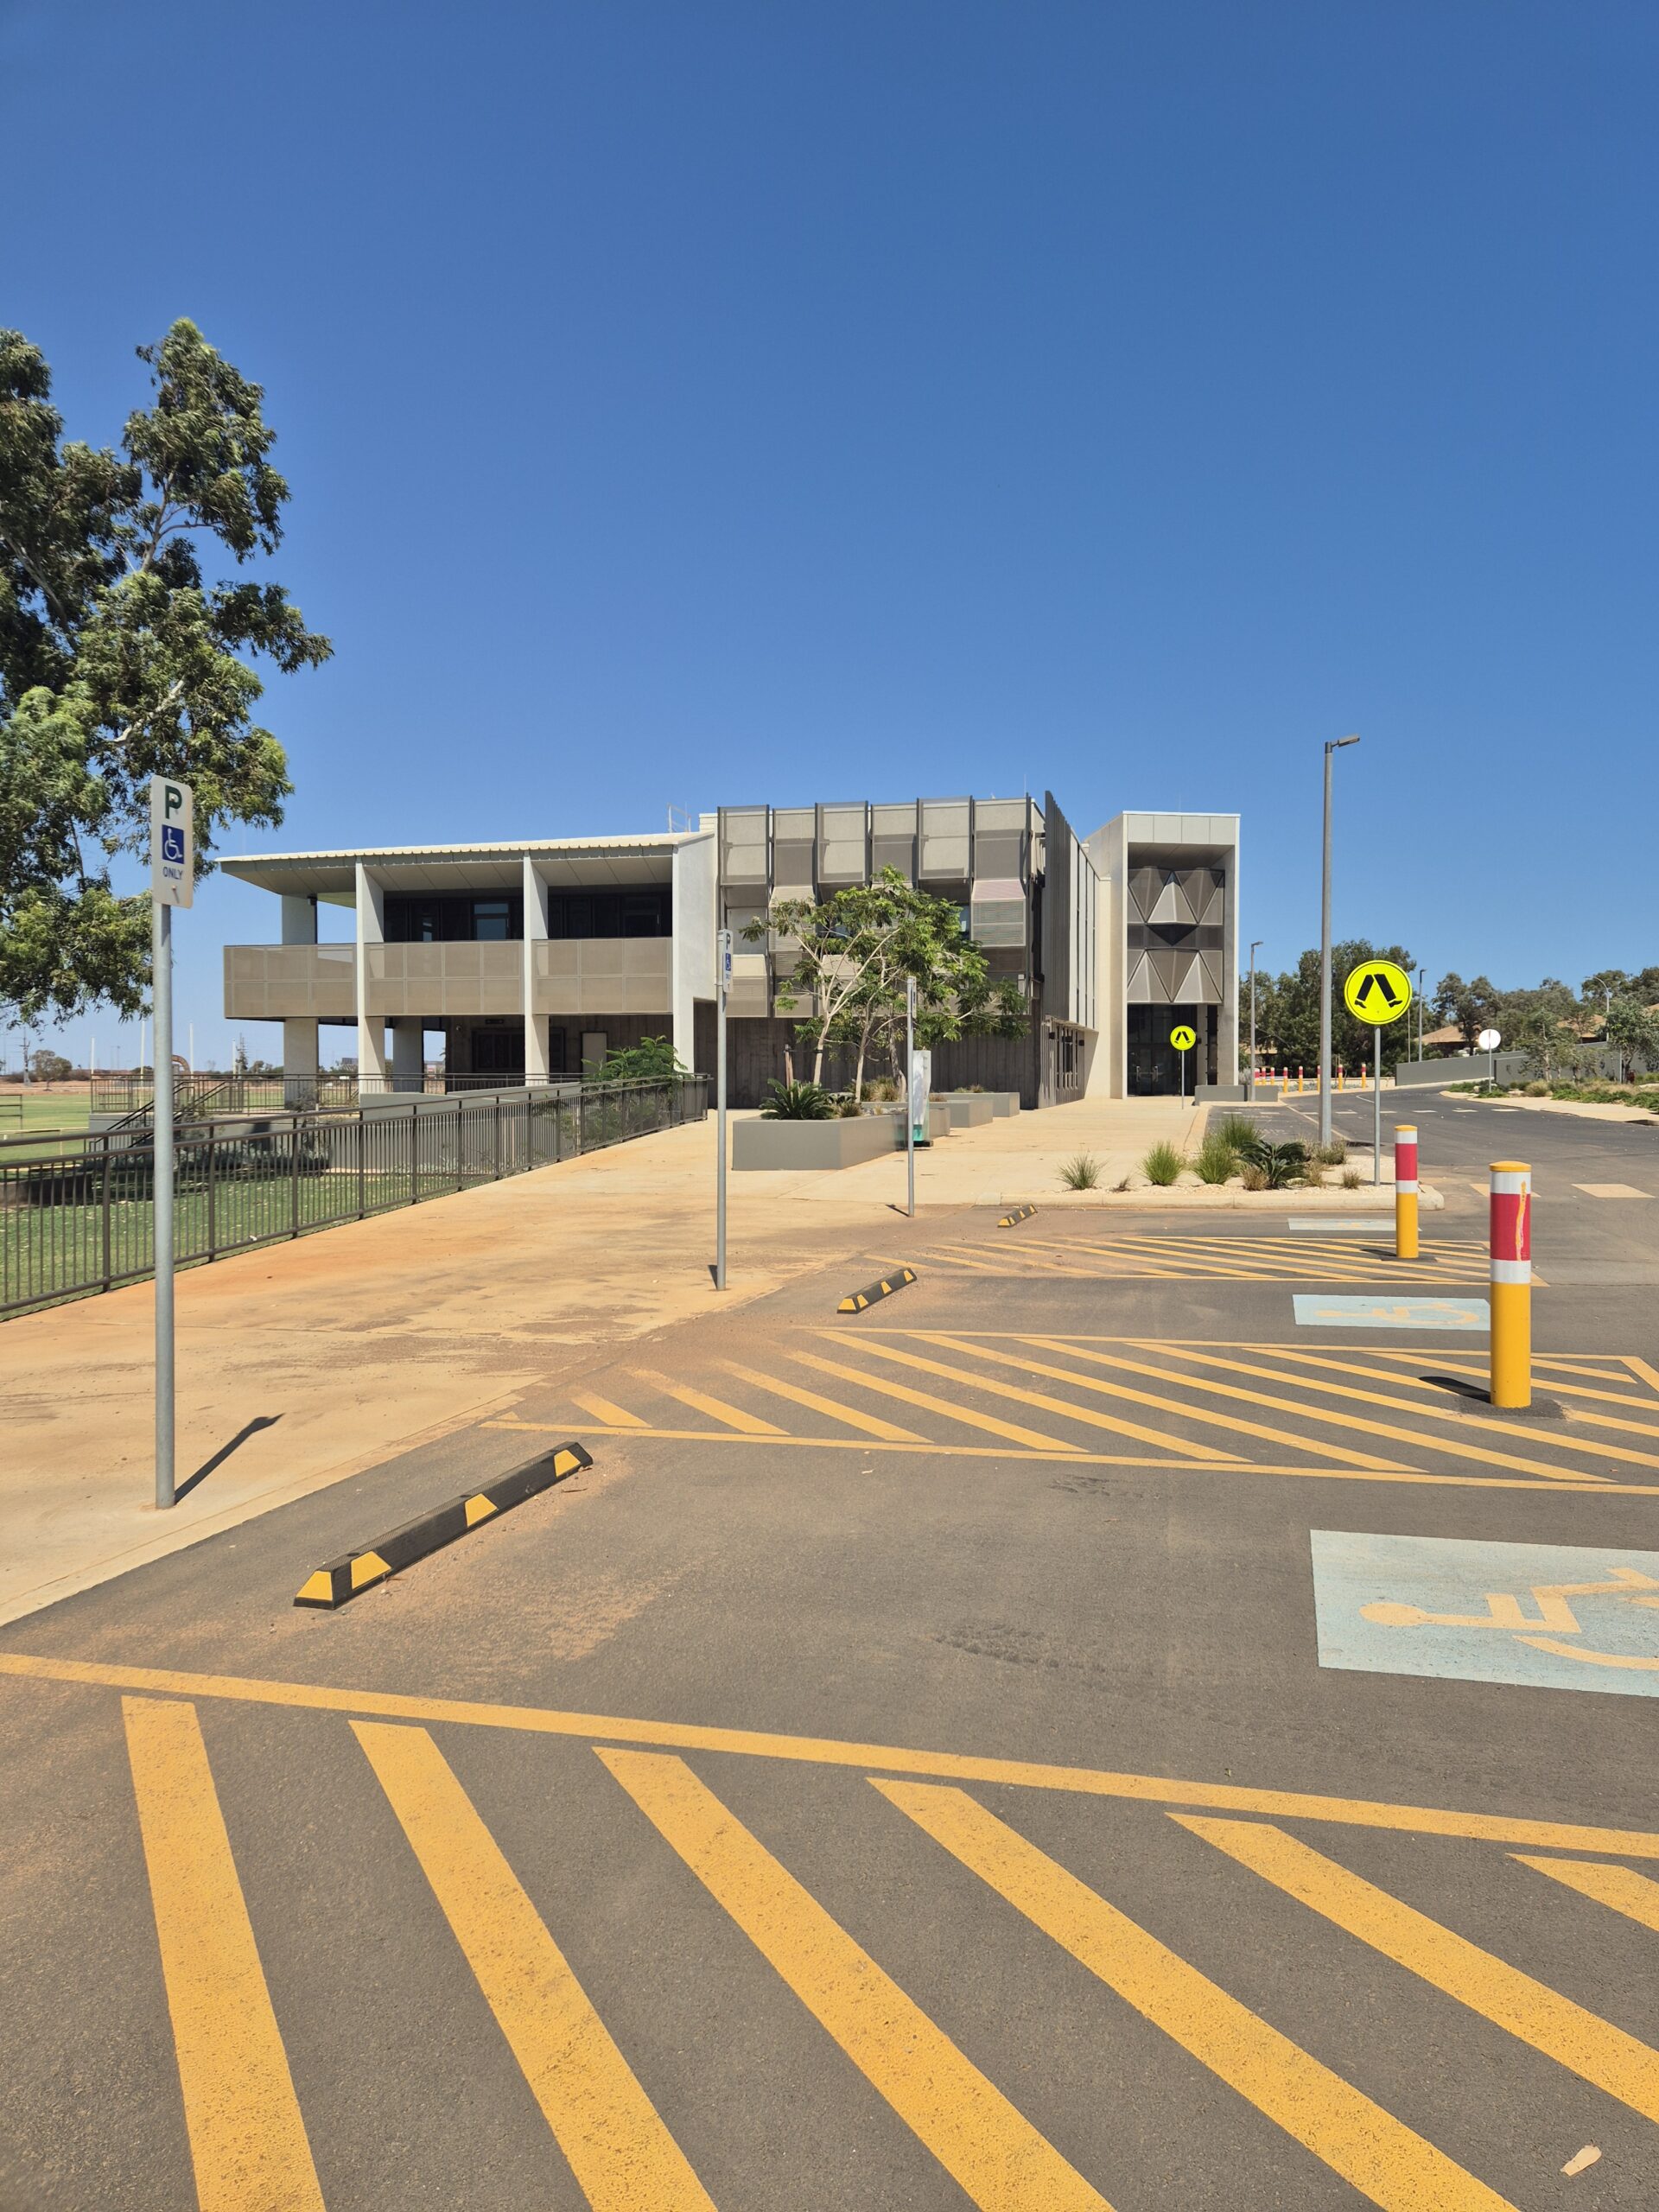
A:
[0, 1077, 708, 1319]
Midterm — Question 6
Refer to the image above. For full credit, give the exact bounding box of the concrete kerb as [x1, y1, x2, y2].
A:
[295, 1441, 592, 1609]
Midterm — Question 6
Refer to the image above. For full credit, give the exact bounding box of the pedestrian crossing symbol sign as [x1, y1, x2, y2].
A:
[1169, 1024, 1197, 1052]
[1343, 958, 1412, 1026]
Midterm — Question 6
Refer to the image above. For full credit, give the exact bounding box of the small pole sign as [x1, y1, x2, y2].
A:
[1477, 1027, 1503, 1085]
[1169, 1024, 1197, 1107]
[1344, 959, 1414, 1182]
[149, 775, 193, 1509]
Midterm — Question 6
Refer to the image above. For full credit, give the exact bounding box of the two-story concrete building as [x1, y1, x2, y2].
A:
[219, 794, 1239, 1106]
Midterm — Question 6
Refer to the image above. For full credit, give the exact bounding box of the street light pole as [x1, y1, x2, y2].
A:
[1248, 940, 1262, 1098]
[905, 976, 917, 1219]
[1319, 734, 1360, 1147]
[715, 927, 730, 1290]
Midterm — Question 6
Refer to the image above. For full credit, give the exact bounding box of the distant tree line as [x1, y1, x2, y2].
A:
[1245, 950, 1659, 1082]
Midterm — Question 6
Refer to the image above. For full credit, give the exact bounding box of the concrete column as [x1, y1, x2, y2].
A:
[389, 1018, 423, 1091]
[280, 893, 317, 945]
[282, 1017, 320, 1107]
[1218, 834, 1240, 1087]
[354, 861, 388, 1087]
[522, 855, 550, 1082]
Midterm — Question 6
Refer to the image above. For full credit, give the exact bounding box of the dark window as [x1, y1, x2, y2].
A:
[473, 899, 512, 941]
[545, 886, 671, 938]
[384, 893, 524, 943]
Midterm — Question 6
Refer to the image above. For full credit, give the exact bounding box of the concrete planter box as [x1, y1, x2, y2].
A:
[733, 1112, 899, 1171]
[942, 1094, 995, 1129]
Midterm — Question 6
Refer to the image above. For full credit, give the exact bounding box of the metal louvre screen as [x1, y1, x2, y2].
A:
[0, 1077, 709, 1319]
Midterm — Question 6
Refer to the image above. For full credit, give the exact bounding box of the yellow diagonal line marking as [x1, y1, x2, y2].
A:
[912, 1247, 1007, 1274]
[1356, 1355, 1657, 1411]
[632, 1371, 784, 1436]
[355, 1724, 715, 2209]
[881, 1783, 1516, 2212]
[483, 1421, 1643, 1491]
[930, 1244, 1102, 1279]
[1263, 1348, 1659, 1449]
[1513, 1855, 1659, 1935]
[572, 1390, 648, 1429]
[124, 1698, 324, 2212]
[818, 1334, 1241, 1462]
[1625, 1356, 1659, 1399]
[719, 1359, 925, 1442]
[0, 1653, 1649, 1853]
[976, 1337, 1410, 1473]
[785, 1345, 1082, 1452]
[1083, 1342, 1614, 1486]
[598, 1751, 1114, 2211]
[1179, 1817, 1659, 2125]
[1140, 1342, 1643, 1475]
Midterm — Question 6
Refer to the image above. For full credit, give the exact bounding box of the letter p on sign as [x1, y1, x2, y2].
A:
[149, 777, 194, 907]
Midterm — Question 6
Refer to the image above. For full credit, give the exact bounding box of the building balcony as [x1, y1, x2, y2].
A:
[530, 937, 672, 1016]
[224, 944, 357, 1020]
[365, 940, 524, 1016]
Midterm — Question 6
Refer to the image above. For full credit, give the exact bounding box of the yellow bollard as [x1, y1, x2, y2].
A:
[1489, 1161, 1531, 1408]
[1395, 1124, 1418, 1259]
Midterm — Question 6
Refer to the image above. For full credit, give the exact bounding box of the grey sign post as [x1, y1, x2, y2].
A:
[905, 976, 917, 1219]
[149, 775, 194, 1509]
[715, 928, 731, 1289]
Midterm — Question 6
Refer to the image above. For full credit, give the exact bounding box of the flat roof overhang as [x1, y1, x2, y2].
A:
[218, 835, 688, 901]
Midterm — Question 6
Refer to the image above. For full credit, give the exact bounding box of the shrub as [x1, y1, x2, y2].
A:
[863, 1077, 899, 1102]
[761, 1079, 836, 1120]
[835, 1095, 862, 1117]
[592, 1034, 687, 1084]
[1142, 1141, 1183, 1186]
[1238, 1136, 1307, 1188]
[1058, 1153, 1103, 1190]
[1341, 1167, 1362, 1189]
[1525, 1081, 1549, 1096]
[1195, 1133, 1236, 1185]
[1211, 1113, 1258, 1158]
[1313, 1137, 1346, 1166]
[1240, 1162, 1268, 1192]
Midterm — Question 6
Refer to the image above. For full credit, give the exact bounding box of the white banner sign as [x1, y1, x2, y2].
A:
[149, 776, 194, 907]
[909, 1049, 931, 1140]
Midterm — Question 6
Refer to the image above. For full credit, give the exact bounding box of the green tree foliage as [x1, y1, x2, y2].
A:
[748, 867, 1027, 1092]
[1248, 941, 1416, 1072]
[0, 320, 330, 1026]
[593, 1034, 688, 1083]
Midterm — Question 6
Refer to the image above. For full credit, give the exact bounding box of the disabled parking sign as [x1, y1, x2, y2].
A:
[1311, 1530, 1659, 1697]
[149, 777, 194, 907]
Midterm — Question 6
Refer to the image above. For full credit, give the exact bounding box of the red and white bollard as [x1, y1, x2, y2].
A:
[1394, 1124, 1418, 1258]
[1490, 1161, 1532, 1408]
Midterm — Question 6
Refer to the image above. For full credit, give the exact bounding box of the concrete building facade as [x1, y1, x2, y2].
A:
[220, 793, 1237, 1107]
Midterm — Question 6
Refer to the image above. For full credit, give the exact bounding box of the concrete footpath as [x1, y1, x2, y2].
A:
[1, 1094, 1204, 1624]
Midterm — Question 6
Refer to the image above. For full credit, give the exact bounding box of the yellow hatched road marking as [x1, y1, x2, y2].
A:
[123, 1697, 324, 2212]
[483, 1419, 1636, 1491]
[719, 1358, 925, 1442]
[1264, 1348, 1659, 1448]
[1071, 1342, 1615, 1486]
[1513, 1855, 1659, 1935]
[354, 1723, 715, 2210]
[7, 1652, 1654, 1853]
[1137, 1341, 1645, 1476]
[632, 1371, 785, 1436]
[1626, 1356, 1659, 1397]
[918, 1333, 1407, 1473]
[785, 1345, 1084, 1452]
[1090, 1231, 1485, 1277]
[817, 1334, 1243, 1463]
[1179, 1817, 1659, 2124]
[572, 1390, 649, 1429]
[880, 1782, 1516, 2212]
[598, 1749, 1114, 2211]
[1357, 1352, 1657, 1411]
[931, 1243, 1104, 1279]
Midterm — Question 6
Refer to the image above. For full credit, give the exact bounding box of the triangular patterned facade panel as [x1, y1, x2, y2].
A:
[1198, 953, 1225, 1001]
[1128, 868, 1161, 920]
[1173, 955, 1205, 1001]
[1147, 950, 1182, 1001]
[1147, 882, 1182, 925]
[1198, 878, 1225, 927]
[1126, 952, 1153, 1001]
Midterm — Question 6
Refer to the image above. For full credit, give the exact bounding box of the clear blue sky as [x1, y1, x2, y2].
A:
[6, 0, 1656, 1066]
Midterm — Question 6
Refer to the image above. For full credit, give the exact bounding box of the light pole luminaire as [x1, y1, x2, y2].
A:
[1319, 734, 1360, 1147]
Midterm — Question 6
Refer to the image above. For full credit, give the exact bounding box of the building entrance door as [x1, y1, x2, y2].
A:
[1128, 1004, 1207, 1095]
[468, 1025, 524, 1077]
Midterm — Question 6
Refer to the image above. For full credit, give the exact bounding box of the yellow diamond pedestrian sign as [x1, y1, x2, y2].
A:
[1169, 1024, 1197, 1052]
[1344, 958, 1413, 1026]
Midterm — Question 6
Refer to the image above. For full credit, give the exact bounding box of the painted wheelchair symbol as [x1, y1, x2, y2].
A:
[1362, 1567, 1659, 1674]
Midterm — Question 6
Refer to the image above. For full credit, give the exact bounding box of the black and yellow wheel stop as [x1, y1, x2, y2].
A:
[295, 1443, 592, 1609]
[837, 1268, 918, 1314]
[997, 1205, 1039, 1227]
